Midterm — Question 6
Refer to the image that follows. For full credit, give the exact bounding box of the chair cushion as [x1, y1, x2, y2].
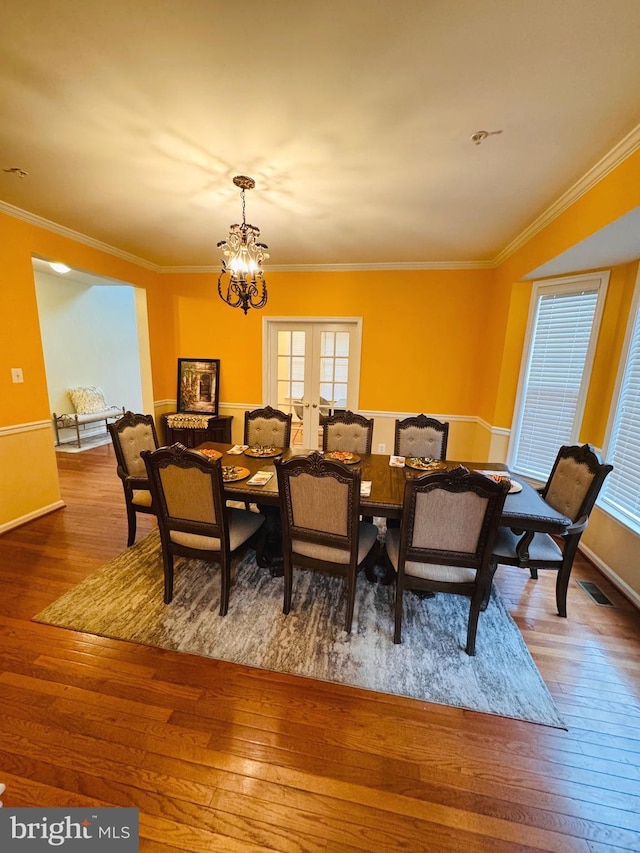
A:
[247, 417, 288, 446]
[492, 527, 563, 563]
[325, 423, 370, 454]
[397, 426, 444, 459]
[412, 490, 488, 553]
[68, 386, 108, 414]
[170, 508, 264, 552]
[545, 457, 596, 521]
[385, 527, 477, 582]
[293, 521, 378, 565]
[131, 489, 153, 508]
[160, 466, 217, 524]
[289, 473, 349, 536]
[119, 422, 158, 477]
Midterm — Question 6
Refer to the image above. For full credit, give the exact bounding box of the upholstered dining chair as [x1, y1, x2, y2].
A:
[394, 414, 449, 459]
[385, 466, 509, 655]
[142, 443, 265, 611]
[244, 405, 293, 448]
[322, 411, 374, 455]
[275, 452, 378, 633]
[492, 444, 613, 617]
[108, 411, 159, 547]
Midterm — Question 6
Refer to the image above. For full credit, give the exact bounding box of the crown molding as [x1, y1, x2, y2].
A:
[494, 121, 640, 267]
[4, 122, 640, 275]
[0, 200, 158, 270]
[0, 200, 493, 273]
[156, 260, 494, 274]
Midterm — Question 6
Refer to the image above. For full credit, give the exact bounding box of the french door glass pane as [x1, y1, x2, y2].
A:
[276, 331, 307, 416]
[320, 332, 350, 410]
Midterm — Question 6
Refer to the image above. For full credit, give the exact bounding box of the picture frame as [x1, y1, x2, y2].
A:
[177, 358, 220, 415]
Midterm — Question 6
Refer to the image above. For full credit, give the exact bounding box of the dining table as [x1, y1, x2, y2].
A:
[197, 442, 572, 576]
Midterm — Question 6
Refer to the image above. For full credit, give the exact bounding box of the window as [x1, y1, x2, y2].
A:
[601, 271, 640, 533]
[509, 273, 608, 481]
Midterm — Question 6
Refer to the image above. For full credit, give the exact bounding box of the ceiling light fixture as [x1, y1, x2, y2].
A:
[470, 129, 503, 146]
[217, 175, 269, 315]
[3, 166, 28, 178]
[49, 262, 71, 274]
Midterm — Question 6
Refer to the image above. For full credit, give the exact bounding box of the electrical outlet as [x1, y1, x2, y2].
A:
[11, 367, 24, 383]
[377, 443, 386, 454]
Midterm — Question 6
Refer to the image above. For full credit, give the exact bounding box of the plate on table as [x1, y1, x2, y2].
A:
[405, 457, 446, 471]
[481, 472, 523, 494]
[198, 448, 222, 461]
[244, 445, 283, 458]
[325, 451, 361, 464]
[222, 466, 251, 483]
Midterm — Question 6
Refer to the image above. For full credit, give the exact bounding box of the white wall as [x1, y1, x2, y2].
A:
[34, 270, 144, 415]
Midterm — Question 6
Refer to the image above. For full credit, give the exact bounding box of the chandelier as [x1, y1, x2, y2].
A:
[217, 175, 269, 314]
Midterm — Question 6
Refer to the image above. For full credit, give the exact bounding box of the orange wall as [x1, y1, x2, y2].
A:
[0, 212, 162, 428]
[157, 268, 496, 413]
[3, 146, 640, 440]
[484, 147, 640, 440]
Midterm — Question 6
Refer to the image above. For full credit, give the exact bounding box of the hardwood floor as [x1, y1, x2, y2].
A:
[1, 444, 639, 852]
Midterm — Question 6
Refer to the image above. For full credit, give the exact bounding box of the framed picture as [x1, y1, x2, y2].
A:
[177, 358, 220, 415]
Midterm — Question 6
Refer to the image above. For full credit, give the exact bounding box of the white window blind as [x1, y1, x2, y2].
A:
[510, 278, 605, 481]
[601, 293, 640, 532]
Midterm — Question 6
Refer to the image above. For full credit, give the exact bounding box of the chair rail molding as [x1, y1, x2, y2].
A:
[0, 419, 53, 436]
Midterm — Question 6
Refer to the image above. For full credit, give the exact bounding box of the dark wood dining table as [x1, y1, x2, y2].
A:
[198, 442, 571, 572]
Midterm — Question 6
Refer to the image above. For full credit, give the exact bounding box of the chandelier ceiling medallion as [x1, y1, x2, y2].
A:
[217, 175, 269, 314]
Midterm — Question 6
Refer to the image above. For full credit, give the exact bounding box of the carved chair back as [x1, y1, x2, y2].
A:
[322, 411, 374, 455]
[394, 415, 449, 459]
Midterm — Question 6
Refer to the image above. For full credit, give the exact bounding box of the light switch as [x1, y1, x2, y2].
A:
[11, 367, 24, 383]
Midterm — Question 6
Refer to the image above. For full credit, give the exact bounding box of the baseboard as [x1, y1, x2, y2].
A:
[0, 500, 66, 536]
[579, 543, 640, 611]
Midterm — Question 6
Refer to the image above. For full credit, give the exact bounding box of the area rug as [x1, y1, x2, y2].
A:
[33, 530, 564, 728]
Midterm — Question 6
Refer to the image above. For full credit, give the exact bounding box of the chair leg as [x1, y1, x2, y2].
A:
[219, 555, 230, 616]
[466, 596, 482, 656]
[283, 556, 292, 615]
[555, 564, 572, 618]
[393, 574, 404, 644]
[529, 568, 539, 579]
[344, 570, 356, 634]
[126, 503, 137, 547]
[162, 550, 175, 604]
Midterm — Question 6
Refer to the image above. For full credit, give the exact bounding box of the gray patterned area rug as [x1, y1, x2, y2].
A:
[34, 530, 564, 728]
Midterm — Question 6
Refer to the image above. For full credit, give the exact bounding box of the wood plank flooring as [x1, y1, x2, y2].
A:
[0, 444, 639, 852]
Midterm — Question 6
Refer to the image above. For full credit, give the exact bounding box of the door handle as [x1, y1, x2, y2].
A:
[304, 402, 310, 408]
[312, 403, 317, 408]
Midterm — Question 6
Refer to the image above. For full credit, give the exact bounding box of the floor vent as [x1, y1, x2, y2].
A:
[577, 580, 615, 607]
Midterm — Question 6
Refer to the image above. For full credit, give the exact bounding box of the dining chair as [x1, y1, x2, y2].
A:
[322, 411, 374, 455]
[142, 443, 266, 611]
[385, 465, 509, 654]
[394, 414, 449, 459]
[275, 452, 379, 633]
[108, 411, 159, 547]
[244, 405, 292, 448]
[492, 444, 613, 617]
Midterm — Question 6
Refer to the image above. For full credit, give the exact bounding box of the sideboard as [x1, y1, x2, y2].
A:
[161, 413, 233, 448]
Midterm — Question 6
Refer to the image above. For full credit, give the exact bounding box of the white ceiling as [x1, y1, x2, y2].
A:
[3, 0, 640, 271]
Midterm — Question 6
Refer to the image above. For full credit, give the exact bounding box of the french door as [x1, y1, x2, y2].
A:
[264, 318, 362, 449]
